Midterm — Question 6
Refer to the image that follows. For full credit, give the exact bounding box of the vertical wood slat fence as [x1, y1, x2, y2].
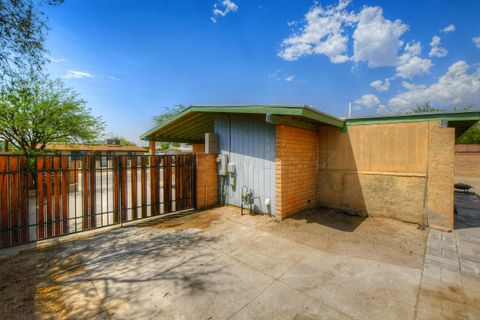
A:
[0, 154, 195, 249]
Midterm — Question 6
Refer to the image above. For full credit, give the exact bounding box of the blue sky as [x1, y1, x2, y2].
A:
[44, 0, 480, 145]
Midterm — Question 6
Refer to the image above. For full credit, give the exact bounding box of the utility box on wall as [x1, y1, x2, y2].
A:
[205, 133, 218, 154]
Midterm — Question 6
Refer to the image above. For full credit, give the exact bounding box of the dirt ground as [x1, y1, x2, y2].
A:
[0, 206, 428, 320]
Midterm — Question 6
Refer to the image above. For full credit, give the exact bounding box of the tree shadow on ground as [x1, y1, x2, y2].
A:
[0, 212, 223, 319]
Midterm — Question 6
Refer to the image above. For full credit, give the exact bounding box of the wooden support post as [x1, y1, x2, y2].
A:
[149, 141, 156, 156]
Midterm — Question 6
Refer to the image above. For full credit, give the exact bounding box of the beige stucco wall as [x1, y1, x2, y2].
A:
[427, 122, 455, 230]
[317, 121, 454, 229]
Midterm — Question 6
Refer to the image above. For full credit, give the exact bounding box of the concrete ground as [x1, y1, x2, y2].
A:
[1, 206, 431, 320]
[417, 192, 480, 319]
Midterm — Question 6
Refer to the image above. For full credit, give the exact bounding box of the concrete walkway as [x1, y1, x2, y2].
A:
[417, 193, 480, 319]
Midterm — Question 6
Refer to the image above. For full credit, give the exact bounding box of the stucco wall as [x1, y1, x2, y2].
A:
[426, 122, 455, 230]
[317, 121, 454, 229]
[276, 124, 319, 219]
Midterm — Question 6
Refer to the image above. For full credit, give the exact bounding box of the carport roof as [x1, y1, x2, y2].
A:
[141, 105, 480, 143]
[140, 105, 344, 142]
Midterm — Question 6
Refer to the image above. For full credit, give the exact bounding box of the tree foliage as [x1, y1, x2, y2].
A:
[411, 102, 444, 113]
[0, 75, 105, 154]
[110, 135, 137, 146]
[152, 104, 186, 126]
[0, 0, 63, 78]
[456, 122, 480, 144]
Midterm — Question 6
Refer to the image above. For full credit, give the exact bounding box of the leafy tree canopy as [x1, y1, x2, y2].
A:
[0, 0, 63, 79]
[0, 74, 105, 154]
[456, 122, 480, 144]
[110, 135, 137, 146]
[410, 102, 444, 114]
[152, 104, 186, 126]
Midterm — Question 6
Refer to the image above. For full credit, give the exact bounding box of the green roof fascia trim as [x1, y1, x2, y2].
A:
[140, 105, 344, 140]
[346, 111, 480, 126]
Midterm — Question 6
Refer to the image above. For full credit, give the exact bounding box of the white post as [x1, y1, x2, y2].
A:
[348, 102, 352, 118]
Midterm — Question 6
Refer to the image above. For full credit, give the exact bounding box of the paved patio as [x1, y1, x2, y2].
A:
[0, 205, 430, 319]
[417, 193, 480, 319]
[7, 196, 480, 320]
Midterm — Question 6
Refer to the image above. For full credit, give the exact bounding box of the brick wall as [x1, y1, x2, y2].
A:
[276, 124, 319, 219]
[192, 144, 205, 153]
[454, 152, 480, 195]
[196, 153, 218, 209]
[455, 152, 480, 178]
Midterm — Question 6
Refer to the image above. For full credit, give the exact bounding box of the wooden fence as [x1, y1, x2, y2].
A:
[0, 154, 195, 248]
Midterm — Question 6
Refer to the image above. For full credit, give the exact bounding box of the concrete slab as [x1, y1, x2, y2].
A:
[278, 249, 420, 319]
[1, 206, 432, 319]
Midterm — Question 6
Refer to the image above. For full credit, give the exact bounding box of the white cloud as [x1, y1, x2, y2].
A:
[63, 70, 94, 79]
[430, 35, 441, 47]
[50, 58, 66, 63]
[401, 81, 426, 91]
[211, 0, 238, 22]
[429, 46, 448, 58]
[268, 70, 307, 83]
[354, 94, 380, 109]
[376, 104, 390, 114]
[370, 78, 391, 92]
[395, 42, 432, 78]
[278, 0, 356, 63]
[388, 60, 480, 110]
[429, 35, 448, 58]
[442, 24, 455, 33]
[352, 6, 408, 67]
[473, 37, 480, 49]
[279, 1, 410, 68]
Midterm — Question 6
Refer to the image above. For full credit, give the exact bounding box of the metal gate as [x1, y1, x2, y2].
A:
[0, 154, 196, 248]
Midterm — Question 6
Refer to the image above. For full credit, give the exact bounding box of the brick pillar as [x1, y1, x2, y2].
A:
[192, 144, 205, 153]
[195, 153, 218, 209]
[276, 124, 319, 220]
[149, 140, 156, 156]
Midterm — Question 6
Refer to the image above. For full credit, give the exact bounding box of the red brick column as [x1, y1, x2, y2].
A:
[276, 124, 319, 220]
[196, 153, 218, 209]
[192, 144, 205, 153]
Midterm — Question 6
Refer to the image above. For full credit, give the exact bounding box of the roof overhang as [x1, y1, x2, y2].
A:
[140, 105, 344, 142]
[346, 111, 480, 138]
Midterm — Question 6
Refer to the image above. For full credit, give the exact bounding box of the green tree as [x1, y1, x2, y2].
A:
[152, 104, 186, 126]
[411, 102, 444, 113]
[110, 135, 137, 146]
[456, 122, 480, 144]
[0, 75, 105, 154]
[152, 104, 186, 149]
[0, 0, 63, 78]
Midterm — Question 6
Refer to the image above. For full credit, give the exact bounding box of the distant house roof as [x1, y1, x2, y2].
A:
[43, 143, 148, 153]
[141, 105, 480, 143]
[455, 144, 480, 153]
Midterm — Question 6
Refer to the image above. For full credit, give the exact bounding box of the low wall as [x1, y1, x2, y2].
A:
[276, 124, 319, 219]
[195, 153, 218, 209]
[317, 121, 454, 230]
